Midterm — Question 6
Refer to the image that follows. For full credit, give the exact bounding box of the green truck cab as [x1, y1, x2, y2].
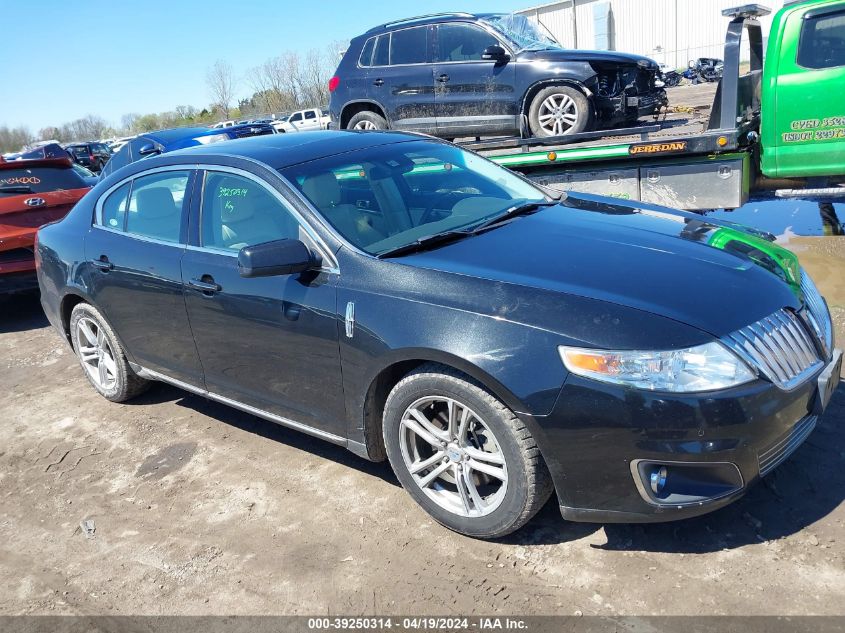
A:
[465, 1, 845, 210]
[762, 0, 845, 178]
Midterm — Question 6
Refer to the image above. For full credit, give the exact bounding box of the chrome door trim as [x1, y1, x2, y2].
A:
[137, 366, 346, 445]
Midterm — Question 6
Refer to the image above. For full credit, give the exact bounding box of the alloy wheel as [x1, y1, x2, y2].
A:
[537, 93, 579, 135]
[354, 120, 378, 130]
[74, 316, 118, 390]
[399, 396, 508, 518]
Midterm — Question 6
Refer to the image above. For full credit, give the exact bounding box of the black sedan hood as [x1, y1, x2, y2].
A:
[517, 48, 658, 68]
[399, 194, 801, 338]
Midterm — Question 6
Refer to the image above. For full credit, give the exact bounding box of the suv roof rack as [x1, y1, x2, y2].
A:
[367, 12, 475, 33]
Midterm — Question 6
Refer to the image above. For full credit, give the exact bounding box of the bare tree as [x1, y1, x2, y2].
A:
[206, 59, 236, 119]
[0, 125, 33, 153]
[121, 113, 140, 132]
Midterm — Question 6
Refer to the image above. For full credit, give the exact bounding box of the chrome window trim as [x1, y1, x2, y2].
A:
[136, 366, 346, 445]
[195, 164, 339, 273]
[93, 161, 339, 273]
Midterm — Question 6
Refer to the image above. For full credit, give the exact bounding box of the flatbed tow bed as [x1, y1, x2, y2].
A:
[463, 3, 845, 211]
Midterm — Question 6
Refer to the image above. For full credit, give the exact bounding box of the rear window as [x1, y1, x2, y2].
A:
[68, 145, 89, 155]
[0, 166, 86, 198]
[359, 37, 375, 67]
[798, 10, 845, 69]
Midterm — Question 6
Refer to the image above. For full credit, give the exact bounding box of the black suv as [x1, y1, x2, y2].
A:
[65, 142, 112, 173]
[329, 12, 667, 139]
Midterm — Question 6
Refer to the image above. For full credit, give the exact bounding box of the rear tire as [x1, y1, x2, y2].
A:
[383, 363, 553, 539]
[347, 111, 388, 131]
[70, 303, 150, 403]
[528, 85, 592, 137]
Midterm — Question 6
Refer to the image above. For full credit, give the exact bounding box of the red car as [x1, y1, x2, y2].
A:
[0, 156, 91, 293]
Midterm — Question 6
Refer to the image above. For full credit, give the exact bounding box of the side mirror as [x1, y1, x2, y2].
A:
[138, 142, 160, 157]
[482, 45, 509, 63]
[238, 239, 314, 278]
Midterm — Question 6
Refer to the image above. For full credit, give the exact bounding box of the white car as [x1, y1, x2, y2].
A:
[273, 108, 330, 133]
[211, 120, 236, 129]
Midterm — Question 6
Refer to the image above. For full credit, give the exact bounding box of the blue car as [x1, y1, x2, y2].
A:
[99, 123, 275, 179]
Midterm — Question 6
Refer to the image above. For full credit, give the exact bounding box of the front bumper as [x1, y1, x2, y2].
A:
[535, 356, 839, 523]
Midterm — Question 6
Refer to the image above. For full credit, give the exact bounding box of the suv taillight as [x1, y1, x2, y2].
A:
[328, 76, 340, 92]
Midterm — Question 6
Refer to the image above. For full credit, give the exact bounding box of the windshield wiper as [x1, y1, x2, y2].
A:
[0, 185, 33, 194]
[377, 230, 475, 259]
[464, 201, 557, 234]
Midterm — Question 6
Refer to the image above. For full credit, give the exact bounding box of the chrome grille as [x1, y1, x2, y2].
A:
[722, 309, 823, 390]
[801, 271, 833, 357]
[758, 414, 817, 477]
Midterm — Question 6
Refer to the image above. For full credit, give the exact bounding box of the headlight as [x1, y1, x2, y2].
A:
[559, 341, 756, 393]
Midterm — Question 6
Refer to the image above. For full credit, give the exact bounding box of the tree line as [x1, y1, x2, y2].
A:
[0, 41, 345, 154]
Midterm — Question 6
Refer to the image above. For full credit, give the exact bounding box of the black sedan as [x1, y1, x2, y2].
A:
[35, 132, 841, 538]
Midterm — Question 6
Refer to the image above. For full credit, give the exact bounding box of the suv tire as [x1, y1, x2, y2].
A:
[70, 303, 150, 402]
[528, 85, 593, 137]
[347, 111, 388, 131]
[383, 363, 553, 538]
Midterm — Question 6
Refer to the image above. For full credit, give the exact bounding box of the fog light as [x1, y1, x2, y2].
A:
[650, 466, 668, 494]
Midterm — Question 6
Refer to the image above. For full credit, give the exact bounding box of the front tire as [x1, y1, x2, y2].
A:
[528, 85, 593, 137]
[383, 364, 553, 538]
[347, 111, 388, 131]
[70, 303, 150, 402]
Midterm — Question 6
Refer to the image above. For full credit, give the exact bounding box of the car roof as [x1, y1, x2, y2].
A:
[139, 127, 217, 146]
[163, 130, 423, 169]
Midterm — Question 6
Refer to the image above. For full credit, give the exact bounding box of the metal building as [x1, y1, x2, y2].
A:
[516, 0, 786, 68]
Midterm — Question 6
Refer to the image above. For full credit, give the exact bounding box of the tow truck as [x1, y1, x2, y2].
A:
[466, 1, 845, 210]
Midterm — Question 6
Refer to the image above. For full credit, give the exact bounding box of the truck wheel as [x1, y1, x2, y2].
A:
[383, 363, 553, 538]
[528, 85, 592, 137]
[347, 111, 387, 131]
[70, 303, 150, 402]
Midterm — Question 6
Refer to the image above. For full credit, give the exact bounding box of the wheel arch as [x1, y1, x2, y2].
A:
[356, 348, 534, 463]
[339, 100, 389, 129]
[520, 79, 594, 118]
[59, 290, 93, 344]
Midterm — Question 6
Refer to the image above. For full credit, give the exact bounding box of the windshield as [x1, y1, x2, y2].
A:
[280, 140, 546, 256]
[480, 14, 559, 51]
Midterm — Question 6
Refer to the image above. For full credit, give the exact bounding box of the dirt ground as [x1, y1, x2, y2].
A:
[1, 234, 844, 617]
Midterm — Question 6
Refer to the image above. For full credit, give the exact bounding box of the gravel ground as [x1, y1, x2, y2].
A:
[0, 236, 843, 617]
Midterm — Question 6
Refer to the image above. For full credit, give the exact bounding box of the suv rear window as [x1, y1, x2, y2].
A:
[0, 166, 86, 198]
[359, 37, 376, 67]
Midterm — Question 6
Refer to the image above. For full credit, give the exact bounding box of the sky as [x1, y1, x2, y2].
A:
[0, 0, 527, 132]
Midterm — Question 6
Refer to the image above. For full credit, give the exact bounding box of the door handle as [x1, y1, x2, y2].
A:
[90, 257, 113, 271]
[188, 277, 222, 294]
[372, 78, 384, 86]
[437, 74, 450, 83]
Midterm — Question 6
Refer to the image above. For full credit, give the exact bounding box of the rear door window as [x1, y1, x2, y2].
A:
[305, 110, 317, 120]
[0, 166, 86, 197]
[798, 9, 845, 69]
[390, 26, 430, 65]
[124, 171, 191, 243]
